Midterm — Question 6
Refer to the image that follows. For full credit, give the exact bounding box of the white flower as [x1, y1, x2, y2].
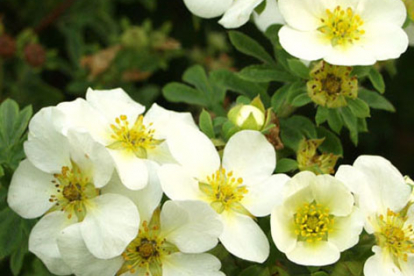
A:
[278, 0, 409, 65]
[253, 0, 285, 32]
[336, 155, 414, 276]
[57, 200, 224, 276]
[271, 171, 363, 266]
[7, 107, 140, 275]
[183, 0, 264, 28]
[57, 88, 197, 190]
[159, 128, 290, 262]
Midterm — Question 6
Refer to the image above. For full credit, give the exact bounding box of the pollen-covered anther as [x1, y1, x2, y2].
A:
[108, 114, 164, 159]
[294, 202, 335, 243]
[318, 5, 365, 47]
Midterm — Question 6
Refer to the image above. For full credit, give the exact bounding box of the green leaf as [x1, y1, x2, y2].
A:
[351, 66, 371, 78]
[271, 84, 291, 116]
[183, 65, 213, 100]
[327, 109, 344, 134]
[162, 83, 206, 106]
[286, 115, 317, 138]
[280, 119, 305, 151]
[276, 158, 298, 173]
[10, 240, 28, 276]
[331, 261, 363, 276]
[286, 82, 306, 103]
[238, 64, 297, 83]
[239, 265, 270, 276]
[287, 59, 310, 79]
[0, 208, 25, 258]
[340, 107, 359, 145]
[0, 166, 4, 178]
[199, 109, 215, 139]
[222, 121, 239, 141]
[265, 25, 292, 70]
[291, 93, 312, 107]
[368, 68, 386, 94]
[315, 106, 329, 126]
[348, 98, 370, 118]
[317, 126, 343, 155]
[229, 31, 276, 65]
[358, 89, 395, 112]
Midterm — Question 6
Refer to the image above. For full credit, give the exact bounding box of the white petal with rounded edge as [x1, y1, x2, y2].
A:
[163, 253, 224, 276]
[58, 224, 124, 276]
[283, 171, 314, 198]
[158, 164, 205, 202]
[324, 44, 376, 66]
[364, 246, 403, 276]
[279, 27, 331, 61]
[24, 107, 70, 174]
[223, 130, 275, 186]
[287, 241, 340, 266]
[166, 124, 220, 179]
[219, 0, 263, 29]
[312, 174, 354, 216]
[220, 212, 269, 263]
[254, 0, 285, 32]
[29, 212, 75, 275]
[271, 206, 297, 253]
[86, 88, 145, 123]
[328, 207, 364, 251]
[243, 174, 290, 217]
[8, 160, 55, 219]
[161, 201, 223, 253]
[362, 23, 408, 61]
[102, 160, 163, 222]
[81, 194, 140, 259]
[109, 149, 148, 190]
[67, 130, 114, 188]
[357, 0, 407, 27]
[183, 0, 232, 19]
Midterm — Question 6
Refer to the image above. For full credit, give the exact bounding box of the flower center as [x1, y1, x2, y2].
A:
[118, 211, 179, 276]
[374, 209, 414, 263]
[199, 168, 251, 216]
[107, 115, 164, 159]
[49, 162, 98, 221]
[294, 202, 334, 243]
[318, 6, 365, 47]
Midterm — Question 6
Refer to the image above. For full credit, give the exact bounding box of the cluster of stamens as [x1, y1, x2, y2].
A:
[318, 6, 365, 47]
[49, 162, 98, 221]
[108, 115, 164, 159]
[374, 209, 414, 263]
[199, 168, 250, 215]
[294, 202, 334, 243]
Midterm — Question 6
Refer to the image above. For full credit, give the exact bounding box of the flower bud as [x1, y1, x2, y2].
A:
[24, 43, 46, 67]
[297, 138, 339, 175]
[228, 104, 265, 131]
[0, 34, 16, 58]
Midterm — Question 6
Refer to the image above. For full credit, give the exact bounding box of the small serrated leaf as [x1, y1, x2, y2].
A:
[368, 68, 385, 94]
[199, 110, 215, 139]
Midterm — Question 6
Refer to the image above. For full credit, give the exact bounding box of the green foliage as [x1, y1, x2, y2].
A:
[368, 67, 386, 94]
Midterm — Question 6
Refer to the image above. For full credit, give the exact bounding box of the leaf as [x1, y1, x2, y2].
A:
[239, 265, 270, 276]
[287, 59, 310, 79]
[199, 109, 215, 139]
[315, 106, 329, 125]
[0, 166, 4, 178]
[327, 109, 344, 134]
[271, 84, 291, 115]
[351, 66, 371, 78]
[291, 93, 312, 107]
[286, 81, 306, 103]
[276, 158, 298, 173]
[162, 83, 206, 106]
[0, 208, 25, 258]
[280, 119, 305, 151]
[358, 89, 395, 112]
[265, 25, 292, 70]
[317, 126, 343, 155]
[348, 98, 371, 118]
[331, 261, 363, 276]
[238, 64, 298, 83]
[10, 240, 28, 276]
[340, 107, 359, 145]
[229, 31, 276, 66]
[286, 115, 317, 138]
[368, 68, 386, 94]
[183, 65, 213, 100]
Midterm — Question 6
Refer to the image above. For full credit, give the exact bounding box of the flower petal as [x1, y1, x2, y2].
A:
[357, 0, 407, 27]
[287, 240, 340, 266]
[161, 201, 223, 253]
[109, 149, 148, 190]
[158, 164, 205, 201]
[328, 207, 364, 251]
[163, 253, 224, 276]
[279, 27, 331, 61]
[24, 107, 71, 174]
[253, 0, 285, 32]
[219, 0, 263, 28]
[222, 130, 275, 186]
[312, 174, 354, 216]
[166, 125, 220, 179]
[220, 212, 269, 263]
[58, 224, 124, 276]
[324, 44, 376, 66]
[29, 212, 75, 275]
[86, 88, 145, 123]
[364, 246, 403, 276]
[102, 160, 163, 222]
[7, 159, 55, 219]
[81, 194, 140, 259]
[183, 0, 232, 19]
[271, 206, 297, 253]
[243, 174, 290, 217]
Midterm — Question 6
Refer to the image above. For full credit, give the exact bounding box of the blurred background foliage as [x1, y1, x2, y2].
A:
[0, 0, 413, 275]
